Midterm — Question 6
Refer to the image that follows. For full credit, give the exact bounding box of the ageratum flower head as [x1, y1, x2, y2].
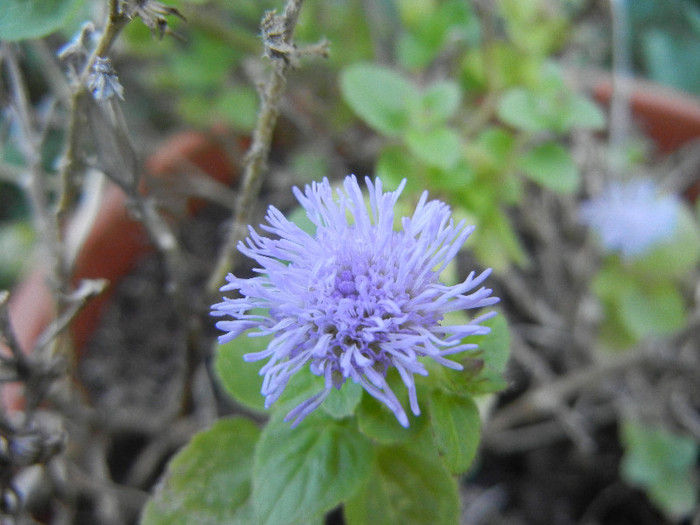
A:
[212, 176, 499, 427]
[580, 178, 680, 259]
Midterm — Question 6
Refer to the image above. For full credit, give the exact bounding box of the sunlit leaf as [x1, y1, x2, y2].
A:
[561, 94, 606, 130]
[140, 417, 260, 525]
[322, 382, 363, 419]
[497, 88, 551, 132]
[428, 391, 481, 474]
[517, 142, 580, 194]
[617, 280, 686, 339]
[356, 390, 427, 444]
[340, 64, 417, 136]
[405, 127, 462, 169]
[417, 81, 462, 126]
[345, 437, 460, 525]
[213, 332, 270, 414]
[252, 415, 373, 525]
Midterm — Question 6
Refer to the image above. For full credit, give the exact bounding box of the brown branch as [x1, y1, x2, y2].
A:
[207, 0, 309, 295]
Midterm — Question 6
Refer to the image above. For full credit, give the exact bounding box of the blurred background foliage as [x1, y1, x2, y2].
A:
[4, 0, 700, 284]
[624, 0, 700, 96]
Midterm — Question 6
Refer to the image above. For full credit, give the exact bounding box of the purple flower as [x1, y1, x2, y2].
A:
[580, 179, 680, 259]
[211, 176, 498, 427]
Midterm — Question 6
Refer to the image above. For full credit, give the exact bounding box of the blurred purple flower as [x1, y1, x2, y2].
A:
[580, 179, 680, 259]
[212, 176, 498, 427]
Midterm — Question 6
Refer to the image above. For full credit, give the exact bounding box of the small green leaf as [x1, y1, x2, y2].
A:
[472, 210, 529, 271]
[497, 88, 551, 132]
[517, 142, 580, 194]
[213, 332, 270, 414]
[629, 205, 700, 279]
[416, 81, 462, 126]
[344, 438, 460, 525]
[340, 64, 417, 136]
[561, 94, 606, 130]
[405, 127, 462, 169]
[428, 391, 481, 474]
[620, 418, 699, 519]
[397, 0, 476, 70]
[465, 127, 516, 177]
[322, 382, 363, 419]
[0, 0, 84, 41]
[617, 281, 686, 339]
[252, 415, 374, 525]
[432, 312, 510, 396]
[471, 313, 510, 374]
[140, 417, 260, 525]
[356, 390, 427, 444]
[376, 145, 419, 192]
[0, 222, 35, 289]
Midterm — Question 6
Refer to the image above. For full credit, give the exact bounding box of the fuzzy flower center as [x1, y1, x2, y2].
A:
[297, 238, 429, 386]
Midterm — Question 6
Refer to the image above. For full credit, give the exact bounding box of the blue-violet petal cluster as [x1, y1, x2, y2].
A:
[212, 176, 499, 427]
[580, 178, 680, 259]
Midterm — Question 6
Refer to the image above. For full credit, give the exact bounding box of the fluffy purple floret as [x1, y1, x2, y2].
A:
[580, 179, 680, 259]
[211, 175, 499, 427]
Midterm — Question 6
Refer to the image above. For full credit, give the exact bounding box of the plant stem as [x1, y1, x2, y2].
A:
[56, 2, 130, 219]
[3, 44, 67, 288]
[207, 0, 306, 295]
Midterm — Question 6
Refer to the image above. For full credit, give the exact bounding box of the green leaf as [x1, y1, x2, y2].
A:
[0, 0, 83, 41]
[431, 312, 510, 397]
[497, 88, 551, 132]
[344, 439, 460, 525]
[340, 64, 417, 136]
[517, 142, 580, 194]
[473, 313, 510, 374]
[629, 205, 700, 279]
[561, 94, 606, 130]
[397, 0, 476, 70]
[0, 221, 35, 289]
[322, 382, 363, 420]
[405, 127, 462, 169]
[252, 415, 373, 525]
[376, 145, 422, 195]
[465, 127, 516, 177]
[140, 417, 260, 525]
[472, 210, 529, 271]
[397, 32, 437, 72]
[356, 390, 427, 445]
[428, 391, 481, 474]
[620, 418, 699, 519]
[213, 332, 271, 414]
[617, 281, 686, 339]
[416, 81, 462, 127]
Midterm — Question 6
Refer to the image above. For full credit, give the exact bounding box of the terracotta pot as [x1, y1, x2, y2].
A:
[592, 77, 700, 155]
[2, 129, 241, 412]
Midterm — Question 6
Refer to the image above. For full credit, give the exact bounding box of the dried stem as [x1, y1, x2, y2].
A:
[0, 291, 30, 377]
[56, 2, 130, 218]
[207, 0, 307, 295]
[3, 45, 67, 288]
